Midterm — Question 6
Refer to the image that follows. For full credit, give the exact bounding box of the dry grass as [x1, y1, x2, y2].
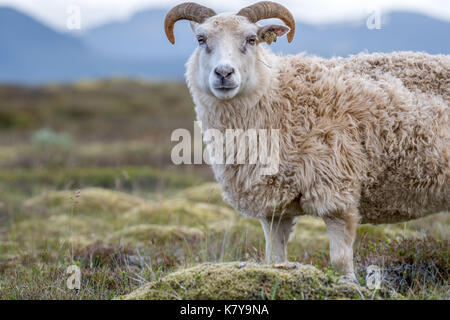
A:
[0, 182, 448, 300]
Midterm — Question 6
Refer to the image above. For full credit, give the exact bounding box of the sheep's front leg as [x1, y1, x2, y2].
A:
[323, 211, 358, 280]
[259, 216, 297, 264]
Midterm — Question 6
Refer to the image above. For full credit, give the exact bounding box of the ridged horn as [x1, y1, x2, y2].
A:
[237, 1, 295, 43]
[164, 2, 216, 44]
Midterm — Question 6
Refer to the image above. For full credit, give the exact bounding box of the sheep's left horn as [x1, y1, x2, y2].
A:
[237, 1, 296, 43]
[164, 2, 216, 44]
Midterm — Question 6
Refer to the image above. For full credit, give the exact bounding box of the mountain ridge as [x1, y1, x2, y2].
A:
[1, 6, 449, 84]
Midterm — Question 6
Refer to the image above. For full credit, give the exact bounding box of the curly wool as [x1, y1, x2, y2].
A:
[186, 48, 449, 224]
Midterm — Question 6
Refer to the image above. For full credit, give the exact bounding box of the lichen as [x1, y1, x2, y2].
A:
[119, 262, 396, 300]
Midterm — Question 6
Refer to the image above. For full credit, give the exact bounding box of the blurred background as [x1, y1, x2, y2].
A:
[0, 0, 449, 181]
[0, 0, 449, 83]
[0, 0, 449, 174]
[0, 0, 448, 300]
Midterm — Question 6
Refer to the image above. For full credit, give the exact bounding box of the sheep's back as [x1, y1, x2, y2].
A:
[342, 51, 450, 102]
[277, 52, 449, 223]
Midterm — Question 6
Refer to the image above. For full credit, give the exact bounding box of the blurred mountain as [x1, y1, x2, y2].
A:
[84, 9, 450, 61]
[0, 7, 89, 82]
[0, 7, 185, 83]
[274, 12, 450, 57]
[83, 9, 196, 61]
[0, 7, 449, 84]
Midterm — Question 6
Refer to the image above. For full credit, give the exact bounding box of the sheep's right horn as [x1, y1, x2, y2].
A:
[164, 2, 216, 44]
[237, 1, 296, 43]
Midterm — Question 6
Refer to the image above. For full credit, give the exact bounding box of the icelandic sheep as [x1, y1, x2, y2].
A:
[164, 1, 449, 280]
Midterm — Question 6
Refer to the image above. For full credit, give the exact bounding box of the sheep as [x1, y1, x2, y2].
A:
[164, 1, 450, 280]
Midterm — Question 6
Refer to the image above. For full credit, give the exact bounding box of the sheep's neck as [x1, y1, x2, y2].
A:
[198, 97, 272, 132]
[196, 70, 279, 132]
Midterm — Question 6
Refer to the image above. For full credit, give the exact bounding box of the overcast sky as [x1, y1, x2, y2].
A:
[1, 0, 449, 31]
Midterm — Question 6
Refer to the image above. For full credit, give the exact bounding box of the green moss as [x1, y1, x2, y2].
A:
[109, 224, 205, 246]
[25, 188, 148, 215]
[357, 224, 420, 240]
[7, 214, 102, 254]
[119, 262, 393, 300]
[121, 199, 236, 227]
[177, 183, 227, 206]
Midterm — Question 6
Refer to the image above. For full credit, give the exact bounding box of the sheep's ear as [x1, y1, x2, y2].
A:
[190, 21, 200, 33]
[258, 25, 290, 45]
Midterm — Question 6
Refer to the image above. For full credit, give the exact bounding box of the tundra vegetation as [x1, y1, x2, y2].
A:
[0, 81, 448, 300]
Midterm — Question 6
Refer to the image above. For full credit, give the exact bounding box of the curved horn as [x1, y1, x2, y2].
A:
[164, 2, 216, 44]
[237, 1, 295, 43]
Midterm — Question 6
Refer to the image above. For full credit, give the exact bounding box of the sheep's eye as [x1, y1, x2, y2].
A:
[197, 35, 207, 45]
[247, 36, 257, 46]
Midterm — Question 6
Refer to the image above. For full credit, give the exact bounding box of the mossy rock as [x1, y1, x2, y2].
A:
[119, 262, 394, 300]
[25, 188, 148, 215]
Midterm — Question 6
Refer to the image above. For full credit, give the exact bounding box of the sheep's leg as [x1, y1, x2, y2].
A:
[323, 212, 358, 280]
[259, 216, 297, 264]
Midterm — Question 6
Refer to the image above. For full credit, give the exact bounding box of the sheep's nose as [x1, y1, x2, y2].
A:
[214, 65, 235, 80]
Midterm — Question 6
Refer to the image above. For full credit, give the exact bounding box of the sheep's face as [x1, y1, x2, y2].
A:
[190, 14, 289, 100]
